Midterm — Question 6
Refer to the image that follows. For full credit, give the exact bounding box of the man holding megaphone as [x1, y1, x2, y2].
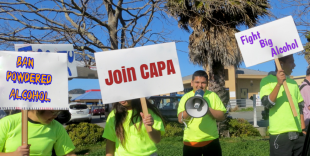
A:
[177, 70, 226, 156]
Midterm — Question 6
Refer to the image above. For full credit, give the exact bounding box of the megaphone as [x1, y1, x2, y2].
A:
[185, 89, 209, 118]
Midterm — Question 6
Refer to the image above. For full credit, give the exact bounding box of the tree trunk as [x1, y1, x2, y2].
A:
[208, 60, 230, 138]
[208, 60, 229, 107]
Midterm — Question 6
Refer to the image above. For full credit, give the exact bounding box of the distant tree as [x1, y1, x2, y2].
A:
[0, 0, 174, 66]
[278, 0, 310, 67]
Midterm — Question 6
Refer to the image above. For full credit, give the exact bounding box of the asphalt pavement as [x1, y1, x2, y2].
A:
[229, 106, 269, 127]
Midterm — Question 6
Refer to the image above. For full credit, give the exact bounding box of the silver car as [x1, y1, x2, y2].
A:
[0, 110, 7, 119]
[68, 103, 92, 123]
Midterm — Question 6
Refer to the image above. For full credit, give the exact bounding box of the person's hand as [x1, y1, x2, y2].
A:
[14, 144, 30, 156]
[140, 112, 154, 127]
[303, 131, 307, 135]
[276, 69, 286, 85]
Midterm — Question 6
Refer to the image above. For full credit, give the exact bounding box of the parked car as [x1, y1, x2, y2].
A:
[0, 110, 7, 119]
[148, 96, 182, 122]
[90, 106, 105, 116]
[68, 103, 92, 123]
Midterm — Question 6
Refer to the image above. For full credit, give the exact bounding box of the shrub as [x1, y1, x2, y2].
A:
[162, 122, 183, 137]
[66, 122, 104, 147]
[228, 118, 261, 137]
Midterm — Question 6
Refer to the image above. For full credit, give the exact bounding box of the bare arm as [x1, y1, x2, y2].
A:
[140, 113, 162, 143]
[208, 108, 225, 121]
[0, 145, 30, 156]
[106, 139, 115, 156]
[147, 127, 161, 143]
[177, 111, 190, 124]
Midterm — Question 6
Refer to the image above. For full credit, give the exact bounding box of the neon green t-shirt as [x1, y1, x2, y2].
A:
[102, 109, 165, 156]
[260, 74, 304, 135]
[0, 113, 75, 156]
[177, 90, 226, 143]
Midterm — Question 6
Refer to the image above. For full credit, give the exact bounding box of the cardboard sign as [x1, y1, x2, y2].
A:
[95, 42, 184, 104]
[0, 51, 68, 110]
[14, 44, 77, 78]
[235, 16, 304, 67]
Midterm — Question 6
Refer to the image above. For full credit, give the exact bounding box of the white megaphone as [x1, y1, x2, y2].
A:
[185, 89, 209, 118]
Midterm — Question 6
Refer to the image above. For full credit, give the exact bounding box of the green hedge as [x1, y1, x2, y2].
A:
[228, 118, 261, 137]
[162, 122, 183, 138]
[66, 122, 104, 147]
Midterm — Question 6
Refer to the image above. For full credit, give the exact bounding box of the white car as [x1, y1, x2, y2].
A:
[0, 110, 7, 119]
[68, 103, 92, 123]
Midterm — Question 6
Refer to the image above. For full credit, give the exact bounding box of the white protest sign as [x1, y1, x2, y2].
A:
[95, 42, 184, 104]
[14, 44, 77, 78]
[235, 16, 303, 67]
[0, 51, 68, 110]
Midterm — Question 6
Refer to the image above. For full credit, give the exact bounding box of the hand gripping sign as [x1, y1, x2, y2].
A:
[0, 51, 68, 146]
[14, 44, 77, 78]
[235, 16, 304, 117]
[95, 42, 184, 131]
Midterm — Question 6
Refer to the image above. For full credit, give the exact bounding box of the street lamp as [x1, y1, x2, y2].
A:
[250, 80, 253, 86]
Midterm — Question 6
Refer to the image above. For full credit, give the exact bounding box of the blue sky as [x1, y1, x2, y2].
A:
[69, 1, 309, 91]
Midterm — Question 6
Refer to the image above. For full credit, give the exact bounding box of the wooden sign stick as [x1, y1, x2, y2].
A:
[21, 110, 28, 146]
[275, 58, 298, 117]
[140, 97, 152, 132]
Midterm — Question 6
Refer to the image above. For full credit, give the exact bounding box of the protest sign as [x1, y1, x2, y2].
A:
[0, 51, 68, 145]
[95, 42, 183, 131]
[235, 16, 303, 67]
[235, 16, 303, 117]
[0, 51, 68, 110]
[14, 44, 77, 78]
[95, 42, 183, 104]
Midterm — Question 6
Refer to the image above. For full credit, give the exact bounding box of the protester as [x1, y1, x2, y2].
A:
[177, 70, 226, 156]
[103, 98, 165, 156]
[300, 67, 310, 128]
[260, 54, 305, 156]
[0, 110, 76, 156]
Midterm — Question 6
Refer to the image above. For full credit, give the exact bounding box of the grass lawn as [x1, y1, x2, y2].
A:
[74, 136, 269, 156]
[235, 107, 254, 112]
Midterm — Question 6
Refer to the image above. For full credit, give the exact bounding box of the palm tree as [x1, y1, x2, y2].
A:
[166, 0, 270, 106]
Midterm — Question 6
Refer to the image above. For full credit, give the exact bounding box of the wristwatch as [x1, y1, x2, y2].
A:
[302, 129, 307, 132]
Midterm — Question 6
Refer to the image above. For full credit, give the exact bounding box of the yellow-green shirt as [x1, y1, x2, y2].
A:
[102, 109, 165, 156]
[260, 74, 304, 135]
[0, 113, 75, 156]
[177, 90, 226, 142]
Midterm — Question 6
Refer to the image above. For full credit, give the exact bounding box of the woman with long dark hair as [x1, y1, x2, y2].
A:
[103, 98, 165, 156]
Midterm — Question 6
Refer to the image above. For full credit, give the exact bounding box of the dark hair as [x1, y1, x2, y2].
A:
[275, 55, 293, 71]
[192, 70, 208, 81]
[279, 55, 293, 63]
[307, 67, 310, 76]
[113, 99, 165, 146]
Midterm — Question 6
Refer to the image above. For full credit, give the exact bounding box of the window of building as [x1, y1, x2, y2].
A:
[224, 69, 229, 80]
